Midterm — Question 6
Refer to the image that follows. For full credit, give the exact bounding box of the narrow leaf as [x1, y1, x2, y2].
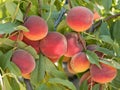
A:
[0, 22, 18, 34]
[86, 50, 100, 67]
[48, 78, 76, 90]
[31, 54, 46, 86]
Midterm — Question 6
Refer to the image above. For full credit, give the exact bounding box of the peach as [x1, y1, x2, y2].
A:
[67, 61, 76, 74]
[0, 34, 3, 38]
[70, 52, 90, 73]
[9, 31, 23, 41]
[22, 73, 30, 79]
[40, 32, 67, 62]
[23, 36, 40, 53]
[90, 62, 117, 84]
[23, 15, 48, 41]
[12, 49, 36, 74]
[64, 32, 83, 57]
[93, 10, 100, 20]
[66, 6, 94, 32]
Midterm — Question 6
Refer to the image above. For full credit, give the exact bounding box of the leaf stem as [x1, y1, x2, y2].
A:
[24, 79, 33, 90]
[77, 33, 86, 51]
[11, 0, 21, 22]
[38, 0, 42, 16]
[103, 13, 120, 21]
[23, 1, 32, 21]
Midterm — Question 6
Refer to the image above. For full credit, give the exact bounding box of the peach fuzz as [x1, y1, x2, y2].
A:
[64, 32, 83, 57]
[90, 62, 117, 84]
[12, 49, 36, 74]
[40, 32, 67, 62]
[70, 52, 90, 73]
[66, 6, 94, 32]
[23, 15, 48, 41]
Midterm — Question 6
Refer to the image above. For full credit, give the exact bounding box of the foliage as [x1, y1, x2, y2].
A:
[0, 0, 120, 90]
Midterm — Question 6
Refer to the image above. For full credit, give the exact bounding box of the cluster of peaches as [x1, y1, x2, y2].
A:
[0, 6, 117, 86]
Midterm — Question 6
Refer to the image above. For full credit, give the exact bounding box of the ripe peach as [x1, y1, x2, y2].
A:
[22, 73, 30, 79]
[0, 34, 3, 38]
[23, 36, 40, 53]
[9, 31, 23, 41]
[90, 62, 117, 84]
[70, 52, 90, 73]
[93, 10, 100, 20]
[64, 32, 83, 57]
[12, 49, 36, 74]
[23, 15, 48, 41]
[40, 32, 67, 62]
[67, 61, 76, 74]
[66, 6, 94, 32]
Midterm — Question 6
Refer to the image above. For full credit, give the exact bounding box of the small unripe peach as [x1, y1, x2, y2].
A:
[70, 52, 90, 73]
[90, 62, 117, 84]
[12, 49, 35, 74]
[40, 32, 67, 62]
[66, 6, 94, 32]
[23, 15, 48, 41]
[64, 32, 83, 57]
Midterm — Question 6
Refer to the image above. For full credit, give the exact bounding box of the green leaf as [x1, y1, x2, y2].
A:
[99, 22, 110, 36]
[79, 80, 88, 90]
[9, 77, 20, 90]
[16, 41, 39, 59]
[15, 25, 29, 32]
[111, 70, 120, 89]
[99, 35, 114, 45]
[48, 78, 76, 90]
[7, 62, 21, 76]
[86, 50, 100, 67]
[92, 84, 100, 90]
[0, 22, 18, 34]
[0, 49, 13, 70]
[100, 59, 120, 69]
[36, 83, 66, 90]
[5, 1, 23, 22]
[102, 0, 112, 11]
[96, 46, 114, 57]
[56, 20, 69, 33]
[45, 57, 67, 79]
[31, 54, 46, 87]
[3, 76, 12, 90]
[112, 20, 120, 45]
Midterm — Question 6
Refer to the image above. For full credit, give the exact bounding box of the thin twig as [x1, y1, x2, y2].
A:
[67, 0, 72, 8]
[23, 2, 32, 21]
[24, 79, 33, 90]
[77, 33, 86, 50]
[11, 0, 21, 22]
[103, 13, 120, 21]
[38, 0, 42, 16]
[88, 13, 120, 33]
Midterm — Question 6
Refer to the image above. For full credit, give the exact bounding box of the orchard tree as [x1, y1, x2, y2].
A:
[0, 0, 120, 90]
